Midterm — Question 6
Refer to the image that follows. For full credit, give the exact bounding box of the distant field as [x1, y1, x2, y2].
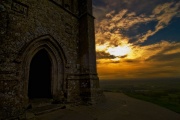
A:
[100, 79, 180, 113]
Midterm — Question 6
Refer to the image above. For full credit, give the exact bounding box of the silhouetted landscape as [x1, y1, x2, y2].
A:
[100, 78, 180, 113]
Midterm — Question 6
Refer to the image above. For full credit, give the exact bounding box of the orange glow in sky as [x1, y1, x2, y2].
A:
[94, 1, 180, 80]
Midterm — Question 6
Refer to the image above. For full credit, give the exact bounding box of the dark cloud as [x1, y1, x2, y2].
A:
[111, 61, 120, 63]
[161, 44, 180, 53]
[145, 42, 180, 62]
[96, 51, 116, 59]
[120, 55, 128, 58]
[146, 52, 180, 61]
[124, 59, 139, 63]
[93, 0, 178, 15]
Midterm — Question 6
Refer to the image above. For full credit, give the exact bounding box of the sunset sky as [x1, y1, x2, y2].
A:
[92, 0, 180, 80]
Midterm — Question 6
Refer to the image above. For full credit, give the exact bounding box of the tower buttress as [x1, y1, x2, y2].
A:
[78, 0, 103, 103]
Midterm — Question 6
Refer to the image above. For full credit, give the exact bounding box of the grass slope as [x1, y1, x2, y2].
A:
[100, 79, 180, 113]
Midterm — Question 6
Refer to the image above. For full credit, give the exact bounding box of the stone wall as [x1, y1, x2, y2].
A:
[0, 0, 102, 119]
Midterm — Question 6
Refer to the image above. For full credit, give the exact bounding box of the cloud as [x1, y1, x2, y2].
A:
[95, 1, 180, 56]
[94, 0, 180, 80]
[93, 5, 109, 21]
[137, 2, 180, 43]
[97, 40, 180, 79]
[94, 0, 179, 14]
[147, 52, 180, 61]
[95, 1, 180, 45]
[146, 41, 180, 61]
[129, 41, 180, 61]
[96, 51, 116, 59]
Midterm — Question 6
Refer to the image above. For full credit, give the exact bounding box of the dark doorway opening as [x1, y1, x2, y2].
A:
[28, 49, 52, 99]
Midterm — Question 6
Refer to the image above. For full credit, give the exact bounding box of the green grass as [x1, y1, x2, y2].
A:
[100, 79, 180, 113]
[124, 90, 180, 113]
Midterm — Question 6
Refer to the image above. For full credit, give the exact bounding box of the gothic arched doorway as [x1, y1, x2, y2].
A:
[28, 49, 52, 99]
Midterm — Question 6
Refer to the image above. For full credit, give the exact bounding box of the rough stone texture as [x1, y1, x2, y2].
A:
[0, 0, 103, 119]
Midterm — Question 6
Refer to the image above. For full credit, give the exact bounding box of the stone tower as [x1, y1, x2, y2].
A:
[0, 0, 102, 119]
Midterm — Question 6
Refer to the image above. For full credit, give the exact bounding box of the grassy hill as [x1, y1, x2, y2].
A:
[100, 78, 180, 113]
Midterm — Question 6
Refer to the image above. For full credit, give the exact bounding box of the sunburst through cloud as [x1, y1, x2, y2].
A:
[93, 0, 180, 80]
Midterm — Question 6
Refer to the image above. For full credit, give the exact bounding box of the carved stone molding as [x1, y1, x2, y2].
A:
[11, 0, 28, 16]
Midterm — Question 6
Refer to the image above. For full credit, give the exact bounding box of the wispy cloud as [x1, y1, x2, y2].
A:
[137, 2, 180, 43]
[94, 0, 180, 79]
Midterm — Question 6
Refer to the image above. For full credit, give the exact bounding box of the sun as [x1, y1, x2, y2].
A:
[106, 45, 131, 57]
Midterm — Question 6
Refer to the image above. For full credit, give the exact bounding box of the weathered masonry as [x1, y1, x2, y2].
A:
[0, 0, 103, 119]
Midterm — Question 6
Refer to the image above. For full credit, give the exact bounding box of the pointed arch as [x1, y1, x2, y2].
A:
[17, 35, 67, 101]
[28, 49, 52, 99]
